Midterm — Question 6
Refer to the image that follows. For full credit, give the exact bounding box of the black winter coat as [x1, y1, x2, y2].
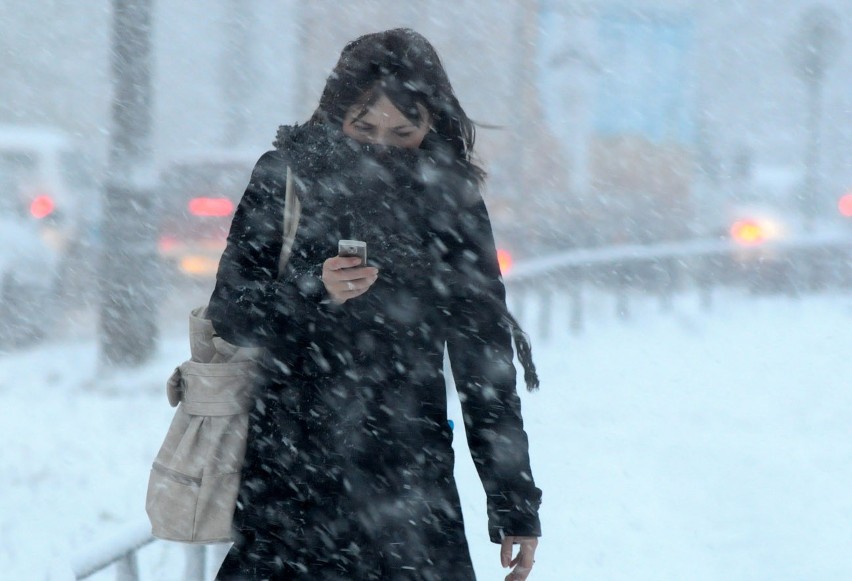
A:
[209, 125, 541, 580]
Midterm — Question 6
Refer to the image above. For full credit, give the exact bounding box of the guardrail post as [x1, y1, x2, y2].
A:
[184, 545, 207, 580]
[808, 247, 831, 290]
[614, 260, 630, 320]
[615, 284, 629, 321]
[658, 258, 675, 312]
[115, 552, 139, 581]
[694, 255, 714, 311]
[569, 269, 584, 334]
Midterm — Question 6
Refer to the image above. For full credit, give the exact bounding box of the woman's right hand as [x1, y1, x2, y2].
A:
[321, 256, 379, 304]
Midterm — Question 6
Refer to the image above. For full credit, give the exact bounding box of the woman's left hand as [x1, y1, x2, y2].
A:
[321, 256, 379, 304]
[500, 536, 538, 581]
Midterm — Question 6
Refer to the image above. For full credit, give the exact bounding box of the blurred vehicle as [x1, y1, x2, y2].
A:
[0, 126, 99, 344]
[721, 165, 852, 291]
[728, 204, 794, 247]
[0, 125, 99, 259]
[0, 212, 60, 347]
[156, 150, 259, 281]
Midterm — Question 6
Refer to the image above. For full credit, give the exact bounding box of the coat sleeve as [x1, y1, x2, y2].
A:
[444, 196, 543, 543]
[207, 150, 331, 349]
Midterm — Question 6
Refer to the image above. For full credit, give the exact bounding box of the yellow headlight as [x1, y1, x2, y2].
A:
[179, 255, 220, 276]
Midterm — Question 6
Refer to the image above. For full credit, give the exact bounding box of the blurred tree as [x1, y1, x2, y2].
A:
[222, 0, 254, 147]
[98, 0, 159, 366]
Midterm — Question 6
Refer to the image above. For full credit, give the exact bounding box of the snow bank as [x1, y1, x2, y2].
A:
[1, 291, 851, 579]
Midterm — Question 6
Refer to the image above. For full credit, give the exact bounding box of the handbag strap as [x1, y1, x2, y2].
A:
[277, 166, 302, 278]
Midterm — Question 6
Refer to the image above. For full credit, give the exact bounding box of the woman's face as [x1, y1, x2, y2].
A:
[342, 94, 432, 149]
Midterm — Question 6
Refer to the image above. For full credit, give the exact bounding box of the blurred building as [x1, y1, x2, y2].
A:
[537, 1, 698, 248]
[1, 0, 850, 255]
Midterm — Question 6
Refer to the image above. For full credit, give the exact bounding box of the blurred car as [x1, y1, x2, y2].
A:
[724, 196, 848, 292]
[156, 150, 259, 281]
[728, 203, 794, 247]
[0, 126, 99, 345]
[0, 214, 60, 347]
[0, 125, 98, 258]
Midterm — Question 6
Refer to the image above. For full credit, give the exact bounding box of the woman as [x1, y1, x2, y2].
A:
[210, 28, 542, 581]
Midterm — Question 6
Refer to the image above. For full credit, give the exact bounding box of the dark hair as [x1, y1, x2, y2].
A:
[309, 28, 485, 185]
[308, 29, 538, 391]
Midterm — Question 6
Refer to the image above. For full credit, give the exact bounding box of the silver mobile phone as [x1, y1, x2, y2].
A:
[338, 239, 367, 266]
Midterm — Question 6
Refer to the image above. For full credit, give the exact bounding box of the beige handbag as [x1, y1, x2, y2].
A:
[145, 166, 301, 543]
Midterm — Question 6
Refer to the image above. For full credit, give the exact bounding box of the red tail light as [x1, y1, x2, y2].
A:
[188, 197, 234, 217]
[158, 235, 179, 253]
[30, 195, 55, 219]
[497, 248, 513, 275]
[839, 193, 852, 218]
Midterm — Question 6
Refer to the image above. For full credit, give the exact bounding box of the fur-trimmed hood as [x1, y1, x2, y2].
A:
[272, 122, 481, 208]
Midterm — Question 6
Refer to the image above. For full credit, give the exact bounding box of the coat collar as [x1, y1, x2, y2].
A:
[272, 122, 481, 207]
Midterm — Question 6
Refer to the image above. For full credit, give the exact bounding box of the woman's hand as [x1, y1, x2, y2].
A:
[501, 536, 538, 581]
[321, 256, 379, 304]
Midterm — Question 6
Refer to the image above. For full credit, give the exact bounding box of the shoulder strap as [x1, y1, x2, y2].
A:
[277, 166, 302, 278]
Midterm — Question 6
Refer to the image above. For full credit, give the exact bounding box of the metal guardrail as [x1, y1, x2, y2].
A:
[504, 233, 852, 337]
[71, 519, 212, 580]
[72, 521, 155, 580]
[70, 233, 852, 579]
[504, 233, 852, 281]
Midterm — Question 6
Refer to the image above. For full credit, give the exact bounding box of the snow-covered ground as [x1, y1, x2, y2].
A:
[2, 289, 852, 580]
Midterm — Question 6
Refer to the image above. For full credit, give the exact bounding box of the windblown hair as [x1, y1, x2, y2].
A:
[295, 29, 538, 391]
[309, 28, 485, 186]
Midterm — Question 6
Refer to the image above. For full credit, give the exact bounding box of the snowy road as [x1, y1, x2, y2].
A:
[2, 290, 851, 580]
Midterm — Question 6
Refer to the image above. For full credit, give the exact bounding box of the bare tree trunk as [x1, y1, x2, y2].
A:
[98, 0, 158, 366]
